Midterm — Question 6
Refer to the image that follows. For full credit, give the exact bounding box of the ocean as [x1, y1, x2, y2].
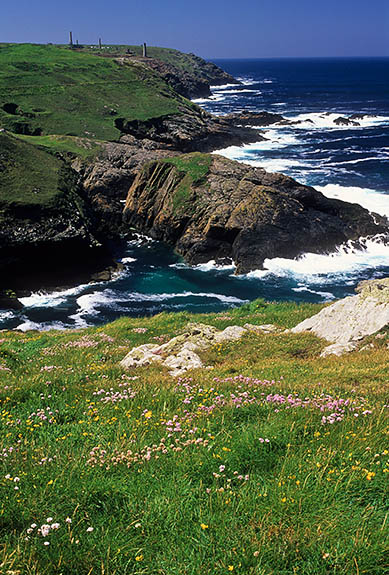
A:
[1, 58, 388, 330]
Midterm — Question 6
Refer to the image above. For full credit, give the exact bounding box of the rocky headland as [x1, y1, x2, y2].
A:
[126, 50, 240, 99]
[123, 153, 388, 274]
[0, 43, 388, 296]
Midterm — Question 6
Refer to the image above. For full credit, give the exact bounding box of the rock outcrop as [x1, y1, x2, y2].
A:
[224, 111, 287, 127]
[120, 322, 248, 376]
[333, 116, 360, 127]
[292, 278, 389, 356]
[78, 115, 261, 237]
[120, 321, 278, 376]
[132, 54, 239, 100]
[123, 153, 388, 274]
[115, 108, 261, 154]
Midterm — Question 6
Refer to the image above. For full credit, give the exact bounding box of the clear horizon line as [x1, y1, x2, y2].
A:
[1, 42, 388, 60]
[209, 55, 389, 60]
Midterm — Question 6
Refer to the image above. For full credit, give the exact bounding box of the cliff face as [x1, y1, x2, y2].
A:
[123, 154, 389, 274]
[115, 108, 261, 153]
[78, 113, 261, 237]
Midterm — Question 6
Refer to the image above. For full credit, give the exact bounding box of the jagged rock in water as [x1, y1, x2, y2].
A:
[223, 111, 287, 127]
[333, 116, 360, 126]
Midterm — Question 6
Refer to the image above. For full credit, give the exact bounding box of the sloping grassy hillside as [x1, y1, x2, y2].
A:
[0, 44, 192, 140]
[0, 300, 388, 574]
[14, 134, 102, 159]
[0, 131, 66, 207]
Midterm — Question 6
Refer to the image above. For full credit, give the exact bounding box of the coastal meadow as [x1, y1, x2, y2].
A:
[0, 300, 388, 574]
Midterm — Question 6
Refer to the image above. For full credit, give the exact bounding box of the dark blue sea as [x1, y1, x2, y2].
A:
[2, 58, 389, 330]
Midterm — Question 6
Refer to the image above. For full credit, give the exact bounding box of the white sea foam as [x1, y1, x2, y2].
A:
[238, 157, 309, 173]
[213, 89, 262, 95]
[121, 257, 137, 264]
[192, 94, 227, 103]
[245, 237, 389, 284]
[69, 288, 247, 326]
[209, 83, 239, 90]
[326, 156, 387, 166]
[0, 311, 14, 322]
[292, 287, 336, 300]
[19, 284, 90, 308]
[286, 112, 389, 131]
[316, 184, 389, 218]
[194, 259, 236, 272]
[76, 289, 245, 307]
[236, 77, 258, 86]
[169, 259, 236, 272]
[213, 132, 300, 162]
[16, 319, 68, 332]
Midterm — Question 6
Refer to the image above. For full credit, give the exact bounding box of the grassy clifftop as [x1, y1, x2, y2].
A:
[0, 300, 388, 574]
[84, 44, 238, 86]
[0, 43, 192, 140]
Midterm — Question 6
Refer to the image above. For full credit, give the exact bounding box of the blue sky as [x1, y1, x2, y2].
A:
[1, 0, 388, 58]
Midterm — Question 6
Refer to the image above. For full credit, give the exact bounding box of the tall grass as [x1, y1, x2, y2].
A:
[0, 301, 388, 574]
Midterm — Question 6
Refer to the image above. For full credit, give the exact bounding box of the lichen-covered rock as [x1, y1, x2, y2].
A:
[244, 323, 280, 334]
[292, 278, 389, 356]
[320, 342, 358, 358]
[163, 349, 204, 377]
[119, 344, 162, 369]
[214, 326, 247, 342]
[120, 322, 248, 376]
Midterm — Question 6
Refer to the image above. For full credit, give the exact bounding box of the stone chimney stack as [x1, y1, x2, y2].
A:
[69, 31, 73, 47]
[99, 38, 102, 49]
[142, 42, 148, 58]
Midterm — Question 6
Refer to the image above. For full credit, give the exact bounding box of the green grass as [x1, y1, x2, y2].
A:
[163, 153, 212, 213]
[0, 44, 191, 140]
[0, 131, 65, 207]
[79, 44, 225, 80]
[0, 300, 388, 574]
[164, 153, 213, 182]
[14, 134, 102, 159]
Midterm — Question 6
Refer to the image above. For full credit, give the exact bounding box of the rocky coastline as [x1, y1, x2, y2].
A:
[123, 154, 388, 274]
[1, 46, 388, 307]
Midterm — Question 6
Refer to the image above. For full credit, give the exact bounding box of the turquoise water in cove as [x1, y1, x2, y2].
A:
[1, 58, 388, 330]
